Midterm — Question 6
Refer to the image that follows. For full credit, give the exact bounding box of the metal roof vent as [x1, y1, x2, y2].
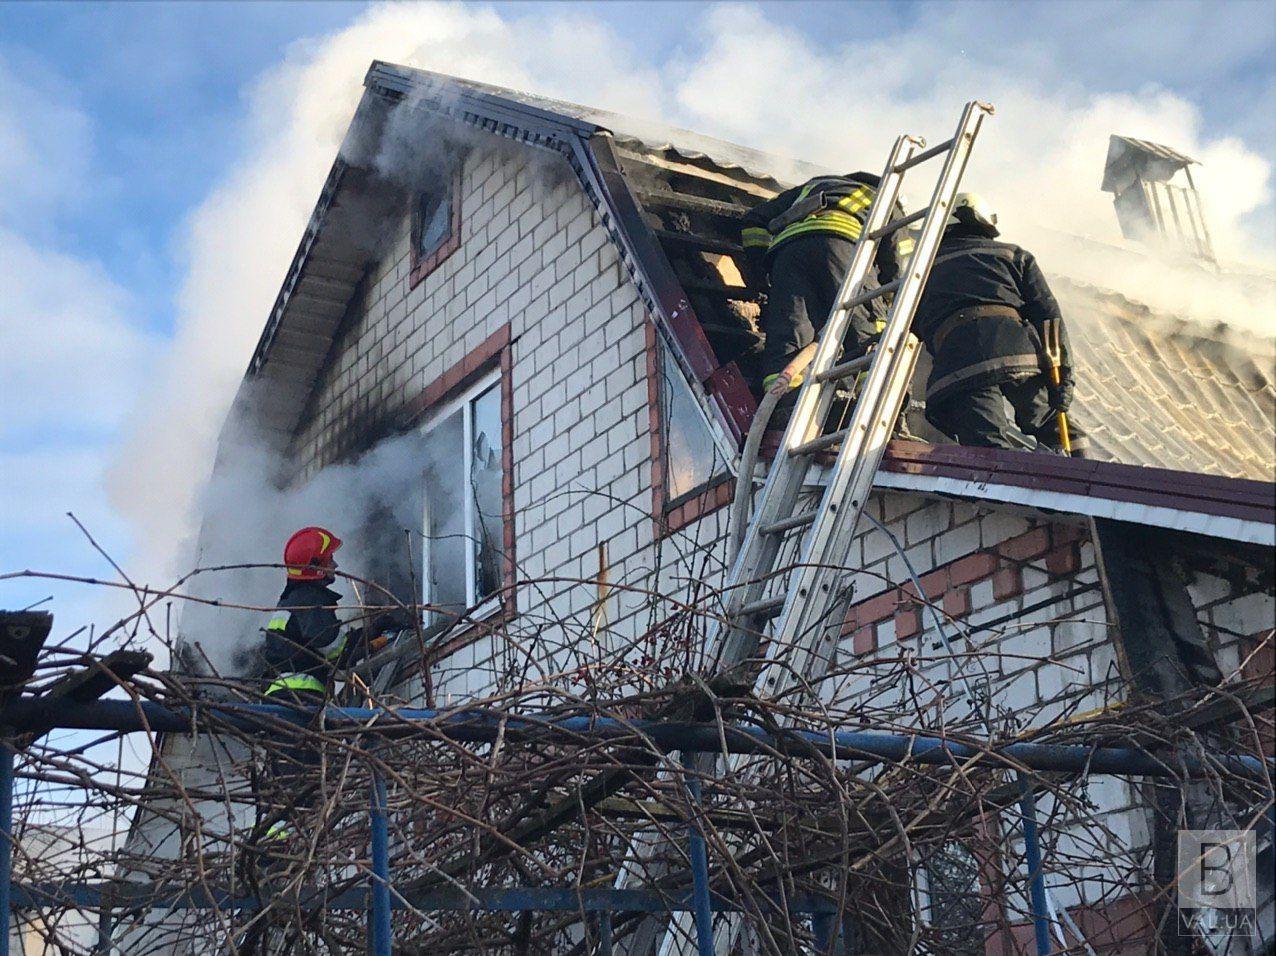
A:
[1102, 134, 1217, 267]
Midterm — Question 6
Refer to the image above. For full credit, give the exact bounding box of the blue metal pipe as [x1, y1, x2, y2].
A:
[1018, 775, 1053, 956]
[1, 742, 13, 956]
[596, 911, 613, 956]
[686, 777, 715, 956]
[0, 698, 1267, 779]
[369, 772, 392, 956]
[11, 881, 841, 915]
[812, 912, 836, 954]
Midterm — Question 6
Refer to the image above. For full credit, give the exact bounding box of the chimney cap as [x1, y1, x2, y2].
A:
[1102, 134, 1197, 194]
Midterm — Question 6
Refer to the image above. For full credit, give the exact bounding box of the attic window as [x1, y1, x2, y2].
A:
[409, 170, 462, 288]
[659, 341, 730, 504]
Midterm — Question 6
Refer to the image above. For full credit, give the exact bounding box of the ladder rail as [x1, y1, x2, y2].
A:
[756, 99, 994, 700]
[711, 134, 919, 668]
[634, 102, 996, 956]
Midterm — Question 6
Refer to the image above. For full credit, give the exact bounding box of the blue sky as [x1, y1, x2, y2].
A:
[1, 1, 1273, 654]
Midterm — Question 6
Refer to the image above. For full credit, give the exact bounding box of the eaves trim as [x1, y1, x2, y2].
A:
[877, 440, 1274, 545]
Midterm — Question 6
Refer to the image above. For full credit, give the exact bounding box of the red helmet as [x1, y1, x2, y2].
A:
[283, 527, 342, 581]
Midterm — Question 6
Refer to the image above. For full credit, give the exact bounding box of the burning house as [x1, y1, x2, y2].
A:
[17, 62, 1271, 954]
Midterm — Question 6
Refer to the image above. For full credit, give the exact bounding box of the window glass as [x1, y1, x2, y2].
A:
[420, 374, 504, 626]
[661, 343, 726, 501]
[421, 407, 467, 624]
[414, 183, 453, 260]
[469, 383, 504, 604]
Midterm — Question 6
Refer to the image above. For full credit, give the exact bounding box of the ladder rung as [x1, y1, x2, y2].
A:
[867, 207, 928, 241]
[842, 277, 900, 310]
[791, 428, 850, 457]
[737, 594, 786, 619]
[893, 137, 955, 173]
[760, 512, 816, 535]
[815, 352, 873, 384]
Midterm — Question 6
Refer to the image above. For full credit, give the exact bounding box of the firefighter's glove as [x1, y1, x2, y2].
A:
[1047, 378, 1073, 412]
[763, 371, 803, 394]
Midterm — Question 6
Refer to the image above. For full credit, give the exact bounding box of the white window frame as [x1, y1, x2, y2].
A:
[419, 368, 503, 627]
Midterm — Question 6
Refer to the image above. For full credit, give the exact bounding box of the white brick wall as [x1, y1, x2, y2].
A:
[263, 132, 1273, 934]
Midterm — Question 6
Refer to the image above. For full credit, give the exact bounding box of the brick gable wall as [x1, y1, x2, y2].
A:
[263, 136, 1272, 944]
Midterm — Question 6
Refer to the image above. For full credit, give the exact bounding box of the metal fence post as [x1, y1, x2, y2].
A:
[369, 771, 391, 956]
[595, 911, 613, 956]
[1, 740, 14, 956]
[1018, 774, 1052, 956]
[812, 912, 836, 954]
[686, 776, 714, 956]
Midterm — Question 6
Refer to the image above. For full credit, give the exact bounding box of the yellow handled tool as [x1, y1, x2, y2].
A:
[1042, 320, 1072, 455]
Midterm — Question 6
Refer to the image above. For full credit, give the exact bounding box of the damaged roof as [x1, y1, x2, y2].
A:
[242, 61, 1273, 539]
[1058, 279, 1274, 481]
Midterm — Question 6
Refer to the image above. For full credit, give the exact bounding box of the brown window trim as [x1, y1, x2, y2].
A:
[400, 324, 517, 651]
[646, 318, 736, 539]
[408, 167, 463, 289]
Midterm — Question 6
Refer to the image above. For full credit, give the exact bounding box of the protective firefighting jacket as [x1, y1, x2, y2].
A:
[740, 173, 912, 285]
[261, 579, 348, 697]
[912, 225, 1074, 406]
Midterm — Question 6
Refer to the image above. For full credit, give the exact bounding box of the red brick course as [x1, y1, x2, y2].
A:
[952, 551, 999, 586]
[845, 520, 1091, 653]
[1045, 542, 1081, 577]
[944, 587, 972, 619]
[896, 606, 921, 640]
[992, 567, 1023, 601]
[851, 624, 877, 656]
[997, 526, 1051, 562]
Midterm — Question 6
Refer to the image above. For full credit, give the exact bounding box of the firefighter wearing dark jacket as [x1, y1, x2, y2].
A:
[254, 526, 350, 850]
[741, 172, 914, 393]
[913, 193, 1087, 455]
[262, 526, 349, 702]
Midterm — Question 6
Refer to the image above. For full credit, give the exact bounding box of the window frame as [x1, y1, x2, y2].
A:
[647, 324, 735, 537]
[408, 168, 463, 289]
[418, 367, 505, 627]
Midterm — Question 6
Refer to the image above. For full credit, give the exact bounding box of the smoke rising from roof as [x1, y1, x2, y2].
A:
[108, 1, 1275, 599]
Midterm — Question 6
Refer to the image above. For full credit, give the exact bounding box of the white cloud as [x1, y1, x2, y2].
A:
[0, 228, 158, 439]
[107, 0, 1276, 585]
[0, 59, 94, 229]
[0, 54, 161, 640]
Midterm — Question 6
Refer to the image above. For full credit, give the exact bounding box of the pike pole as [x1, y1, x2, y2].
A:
[1043, 319, 1072, 454]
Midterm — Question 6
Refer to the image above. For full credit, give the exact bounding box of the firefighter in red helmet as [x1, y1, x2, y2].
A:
[251, 526, 350, 858]
[261, 526, 347, 702]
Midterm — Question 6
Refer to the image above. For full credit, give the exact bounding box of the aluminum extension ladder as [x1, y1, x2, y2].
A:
[641, 101, 996, 956]
[714, 99, 994, 704]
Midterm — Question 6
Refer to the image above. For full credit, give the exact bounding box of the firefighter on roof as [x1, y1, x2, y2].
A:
[912, 193, 1088, 455]
[741, 172, 913, 405]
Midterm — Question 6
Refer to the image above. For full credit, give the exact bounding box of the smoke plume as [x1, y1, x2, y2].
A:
[109, 1, 1275, 614]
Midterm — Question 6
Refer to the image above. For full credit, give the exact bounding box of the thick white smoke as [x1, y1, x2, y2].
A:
[179, 420, 430, 676]
[109, 0, 1276, 612]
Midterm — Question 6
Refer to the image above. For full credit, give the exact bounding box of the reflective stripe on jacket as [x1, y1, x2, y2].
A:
[260, 579, 345, 693]
[265, 673, 326, 697]
[913, 225, 1073, 405]
[740, 174, 911, 286]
